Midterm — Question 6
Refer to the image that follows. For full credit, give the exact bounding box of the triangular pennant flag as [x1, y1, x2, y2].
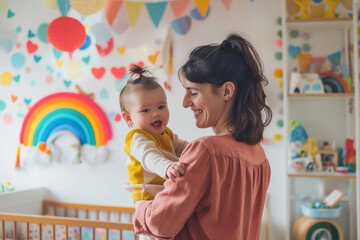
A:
[125, 1, 145, 29]
[311, 56, 327, 73]
[111, 3, 130, 34]
[327, 51, 341, 67]
[104, 0, 123, 25]
[169, 0, 190, 18]
[57, 0, 71, 16]
[193, 0, 210, 17]
[220, 0, 232, 10]
[146, 2, 168, 28]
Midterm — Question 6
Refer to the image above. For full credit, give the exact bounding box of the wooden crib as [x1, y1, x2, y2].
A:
[0, 200, 136, 240]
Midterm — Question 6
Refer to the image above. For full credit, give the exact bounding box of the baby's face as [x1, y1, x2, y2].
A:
[126, 87, 169, 135]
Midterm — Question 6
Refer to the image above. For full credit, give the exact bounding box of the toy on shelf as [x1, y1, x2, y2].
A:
[289, 121, 314, 172]
[293, 189, 345, 240]
[294, 0, 311, 19]
[289, 0, 348, 20]
[293, 216, 343, 240]
[289, 120, 324, 172]
[319, 149, 339, 172]
[324, 0, 340, 18]
[289, 52, 325, 94]
[289, 48, 351, 94]
[308, 1, 325, 18]
[302, 136, 322, 170]
[301, 189, 343, 218]
[343, 138, 356, 172]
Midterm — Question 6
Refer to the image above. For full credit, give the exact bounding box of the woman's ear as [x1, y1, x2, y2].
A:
[222, 82, 235, 102]
[122, 111, 133, 126]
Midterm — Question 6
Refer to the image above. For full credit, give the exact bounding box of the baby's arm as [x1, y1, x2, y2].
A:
[130, 133, 184, 179]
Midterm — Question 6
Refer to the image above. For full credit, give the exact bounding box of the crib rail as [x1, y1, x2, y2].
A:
[42, 200, 135, 222]
[0, 212, 135, 240]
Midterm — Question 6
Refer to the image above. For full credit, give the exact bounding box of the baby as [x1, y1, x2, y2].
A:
[120, 65, 188, 207]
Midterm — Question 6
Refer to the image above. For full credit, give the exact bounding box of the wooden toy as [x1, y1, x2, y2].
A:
[294, 0, 311, 18]
[296, 53, 313, 73]
[319, 149, 339, 171]
[340, 0, 352, 10]
[309, 1, 325, 18]
[287, 0, 301, 16]
[324, 189, 344, 207]
[293, 216, 343, 240]
[324, 0, 340, 18]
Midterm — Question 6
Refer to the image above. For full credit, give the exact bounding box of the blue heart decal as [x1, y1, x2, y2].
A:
[53, 48, 63, 59]
[82, 56, 90, 64]
[7, 10, 15, 18]
[288, 45, 301, 59]
[28, 30, 35, 38]
[34, 55, 42, 63]
[64, 80, 72, 88]
[13, 75, 20, 82]
[24, 98, 31, 105]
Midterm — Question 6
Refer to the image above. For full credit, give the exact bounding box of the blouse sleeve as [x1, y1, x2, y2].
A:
[171, 133, 189, 157]
[133, 140, 211, 239]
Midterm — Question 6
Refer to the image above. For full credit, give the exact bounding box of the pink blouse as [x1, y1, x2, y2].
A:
[134, 133, 271, 240]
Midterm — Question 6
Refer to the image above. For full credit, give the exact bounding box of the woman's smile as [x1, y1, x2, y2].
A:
[193, 109, 203, 118]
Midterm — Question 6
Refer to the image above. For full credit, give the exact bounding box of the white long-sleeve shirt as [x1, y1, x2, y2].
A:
[124, 127, 188, 202]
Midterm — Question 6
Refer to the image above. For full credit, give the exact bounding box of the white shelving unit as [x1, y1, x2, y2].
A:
[282, 1, 360, 239]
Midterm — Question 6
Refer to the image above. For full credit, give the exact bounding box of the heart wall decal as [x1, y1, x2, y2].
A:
[91, 67, 106, 79]
[111, 67, 126, 79]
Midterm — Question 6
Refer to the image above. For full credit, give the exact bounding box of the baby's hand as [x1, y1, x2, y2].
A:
[166, 162, 185, 180]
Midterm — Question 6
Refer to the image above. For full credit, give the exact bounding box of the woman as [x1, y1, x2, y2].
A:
[134, 33, 272, 240]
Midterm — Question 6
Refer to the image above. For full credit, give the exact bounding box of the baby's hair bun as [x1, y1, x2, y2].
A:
[129, 65, 151, 78]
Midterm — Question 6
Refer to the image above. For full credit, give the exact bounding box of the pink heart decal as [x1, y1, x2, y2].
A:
[114, 113, 121, 122]
[111, 66, 126, 79]
[26, 40, 38, 54]
[129, 61, 144, 70]
[91, 67, 105, 79]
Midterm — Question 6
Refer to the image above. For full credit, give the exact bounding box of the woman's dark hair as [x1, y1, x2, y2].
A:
[179, 33, 272, 145]
[119, 65, 161, 112]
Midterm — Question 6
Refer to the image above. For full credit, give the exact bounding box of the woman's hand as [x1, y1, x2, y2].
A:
[166, 162, 185, 180]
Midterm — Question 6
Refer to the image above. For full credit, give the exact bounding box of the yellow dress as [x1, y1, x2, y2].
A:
[124, 127, 188, 203]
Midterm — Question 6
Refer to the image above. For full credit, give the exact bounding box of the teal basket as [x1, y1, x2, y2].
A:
[300, 204, 342, 219]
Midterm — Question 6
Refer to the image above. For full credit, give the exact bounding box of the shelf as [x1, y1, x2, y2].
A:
[288, 172, 356, 179]
[286, 17, 353, 30]
[288, 93, 354, 98]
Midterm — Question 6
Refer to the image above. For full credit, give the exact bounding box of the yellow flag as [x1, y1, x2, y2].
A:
[193, 0, 210, 17]
[125, 1, 145, 29]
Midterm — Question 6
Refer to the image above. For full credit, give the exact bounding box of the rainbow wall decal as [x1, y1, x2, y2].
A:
[320, 72, 349, 93]
[20, 92, 112, 147]
[17, 92, 112, 168]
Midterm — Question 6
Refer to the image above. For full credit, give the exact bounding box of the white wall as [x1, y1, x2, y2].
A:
[0, 0, 286, 239]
